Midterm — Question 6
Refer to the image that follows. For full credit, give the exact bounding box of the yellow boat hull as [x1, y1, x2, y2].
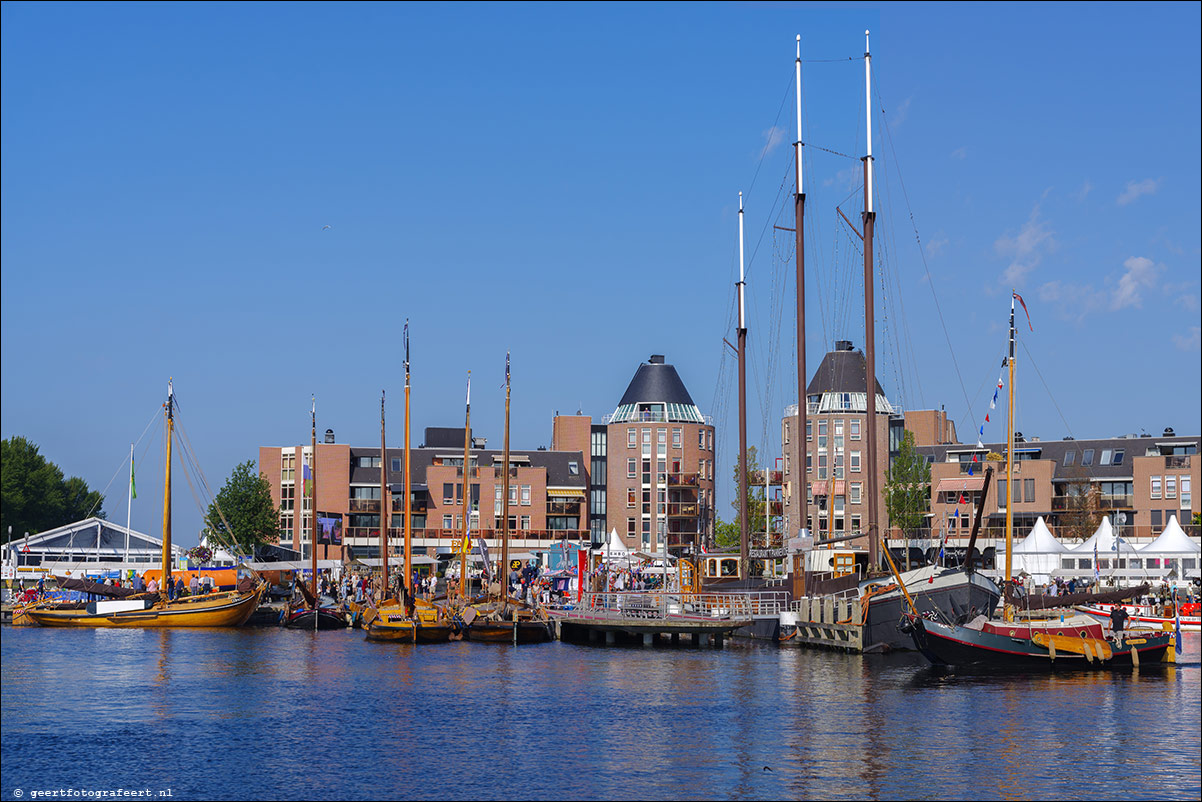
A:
[25, 584, 266, 628]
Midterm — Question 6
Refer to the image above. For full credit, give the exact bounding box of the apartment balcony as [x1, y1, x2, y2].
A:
[352, 527, 589, 544]
[1051, 494, 1134, 512]
[666, 472, 700, 488]
[748, 470, 784, 486]
[666, 502, 699, 518]
[1166, 455, 1191, 469]
[546, 501, 583, 516]
[349, 499, 380, 513]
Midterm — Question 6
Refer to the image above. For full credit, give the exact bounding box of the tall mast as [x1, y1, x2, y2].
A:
[160, 380, 174, 602]
[459, 372, 471, 601]
[501, 352, 511, 601]
[793, 34, 808, 541]
[403, 320, 412, 595]
[1005, 295, 1016, 583]
[380, 390, 389, 597]
[125, 442, 134, 564]
[310, 396, 318, 602]
[737, 191, 749, 569]
[862, 30, 880, 570]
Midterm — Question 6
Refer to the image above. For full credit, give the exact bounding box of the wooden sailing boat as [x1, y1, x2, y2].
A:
[283, 397, 346, 630]
[26, 381, 265, 628]
[464, 352, 553, 644]
[904, 297, 1175, 669]
[365, 322, 455, 643]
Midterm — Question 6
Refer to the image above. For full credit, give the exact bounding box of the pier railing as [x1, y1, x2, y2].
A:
[579, 592, 753, 621]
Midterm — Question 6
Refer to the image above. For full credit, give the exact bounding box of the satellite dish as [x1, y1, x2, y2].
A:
[1117, 513, 1128, 524]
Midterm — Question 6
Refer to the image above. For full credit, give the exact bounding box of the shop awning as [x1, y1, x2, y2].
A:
[547, 487, 586, 497]
[936, 476, 986, 494]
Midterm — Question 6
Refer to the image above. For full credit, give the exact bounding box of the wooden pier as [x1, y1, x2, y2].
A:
[791, 595, 864, 652]
[551, 592, 753, 648]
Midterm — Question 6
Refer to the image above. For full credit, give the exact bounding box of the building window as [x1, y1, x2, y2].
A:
[628, 428, 636, 448]
[442, 514, 453, 530]
[806, 454, 812, 474]
[628, 489, 637, 508]
[1182, 477, 1192, 507]
[850, 452, 861, 472]
[673, 428, 682, 448]
[1112, 449, 1124, 466]
[850, 420, 860, 441]
[391, 458, 401, 472]
[1024, 478, 1035, 503]
[443, 483, 454, 504]
[520, 515, 531, 531]
[568, 461, 579, 476]
[1165, 476, 1177, 499]
[1082, 449, 1095, 466]
[1100, 449, 1113, 466]
[818, 420, 828, 437]
[834, 420, 844, 437]
[1151, 476, 1162, 500]
[591, 458, 606, 484]
[358, 456, 382, 468]
[806, 421, 813, 442]
[997, 479, 1007, 506]
[1063, 451, 1075, 466]
[627, 458, 636, 478]
[850, 483, 862, 504]
[521, 485, 531, 506]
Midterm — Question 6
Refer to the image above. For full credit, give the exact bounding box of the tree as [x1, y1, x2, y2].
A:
[728, 445, 768, 544]
[204, 460, 279, 556]
[1, 436, 105, 543]
[884, 430, 930, 569]
[1059, 466, 1100, 542]
[714, 518, 739, 549]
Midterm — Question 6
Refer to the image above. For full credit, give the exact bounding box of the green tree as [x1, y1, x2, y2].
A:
[1, 436, 105, 543]
[884, 430, 930, 569]
[728, 445, 768, 542]
[714, 518, 739, 549]
[1059, 466, 1100, 542]
[203, 460, 279, 556]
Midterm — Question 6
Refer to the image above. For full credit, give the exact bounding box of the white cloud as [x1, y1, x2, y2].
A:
[759, 125, 788, 159]
[1038, 280, 1106, 321]
[892, 96, 912, 127]
[1173, 326, 1201, 351]
[925, 236, 948, 257]
[1116, 178, 1161, 206]
[995, 205, 1055, 286]
[1111, 256, 1161, 309]
[823, 164, 860, 192]
[1074, 181, 1093, 201]
[1175, 294, 1199, 312]
[950, 146, 967, 160]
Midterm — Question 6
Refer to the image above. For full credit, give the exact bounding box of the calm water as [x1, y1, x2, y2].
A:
[2, 626, 1199, 801]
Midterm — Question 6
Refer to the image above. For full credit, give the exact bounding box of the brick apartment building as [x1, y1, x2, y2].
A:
[259, 427, 587, 560]
[552, 354, 716, 555]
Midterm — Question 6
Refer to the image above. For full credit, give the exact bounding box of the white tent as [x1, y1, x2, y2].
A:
[1070, 516, 1139, 556]
[1139, 516, 1201, 575]
[1009, 516, 1069, 581]
[598, 527, 631, 558]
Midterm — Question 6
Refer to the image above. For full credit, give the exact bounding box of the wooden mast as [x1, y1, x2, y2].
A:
[403, 320, 412, 596]
[459, 372, 471, 601]
[737, 191, 749, 570]
[862, 30, 880, 571]
[380, 390, 389, 598]
[160, 379, 174, 603]
[500, 352, 511, 601]
[1005, 295, 1017, 584]
[793, 34, 808, 546]
[310, 396, 318, 602]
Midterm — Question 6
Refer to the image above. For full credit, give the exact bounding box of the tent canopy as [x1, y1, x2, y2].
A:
[1141, 515, 1201, 554]
[1070, 517, 1138, 555]
[1012, 516, 1070, 553]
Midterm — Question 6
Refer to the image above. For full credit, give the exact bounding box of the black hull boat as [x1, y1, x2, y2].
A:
[283, 606, 346, 630]
[465, 619, 554, 644]
[905, 615, 1173, 671]
[860, 567, 1001, 652]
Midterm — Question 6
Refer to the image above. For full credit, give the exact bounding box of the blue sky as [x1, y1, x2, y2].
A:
[3, 2, 1199, 544]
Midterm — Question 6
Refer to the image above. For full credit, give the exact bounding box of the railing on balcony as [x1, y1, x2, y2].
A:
[349, 499, 380, 513]
[546, 501, 583, 516]
[666, 472, 700, 487]
[666, 502, 699, 517]
[1051, 494, 1133, 512]
[350, 527, 590, 544]
[1166, 455, 1190, 469]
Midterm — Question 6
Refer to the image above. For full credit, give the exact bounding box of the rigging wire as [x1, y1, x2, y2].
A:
[83, 408, 164, 520]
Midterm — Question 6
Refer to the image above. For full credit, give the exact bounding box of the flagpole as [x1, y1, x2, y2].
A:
[403, 320, 412, 599]
[125, 443, 134, 565]
[459, 372, 471, 602]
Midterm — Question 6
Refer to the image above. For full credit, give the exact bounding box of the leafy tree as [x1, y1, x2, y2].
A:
[714, 518, 739, 549]
[1, 436, 105, 542]
[727, 445, 768, 544]
[1059, 466, 1100, 542]
[203, 460, 279, 556]
[884, 430, 930, 569]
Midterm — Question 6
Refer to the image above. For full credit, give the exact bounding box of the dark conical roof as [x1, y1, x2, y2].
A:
[618, 355, 697, 407]
[806, 344, 885, 396]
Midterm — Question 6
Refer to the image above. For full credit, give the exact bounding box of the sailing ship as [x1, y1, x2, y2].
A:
[903, 298, 1175, 669]
[26, 381, 265, 628]
[463, 353, 554, 644]
[282, 397, 346, 630]
[364, 322, 457, 643]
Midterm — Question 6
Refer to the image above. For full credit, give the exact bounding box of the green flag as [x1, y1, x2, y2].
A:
[130, 457, 137, 499]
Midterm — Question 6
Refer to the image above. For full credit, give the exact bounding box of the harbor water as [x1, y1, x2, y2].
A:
[2, 627, 1199, 800]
